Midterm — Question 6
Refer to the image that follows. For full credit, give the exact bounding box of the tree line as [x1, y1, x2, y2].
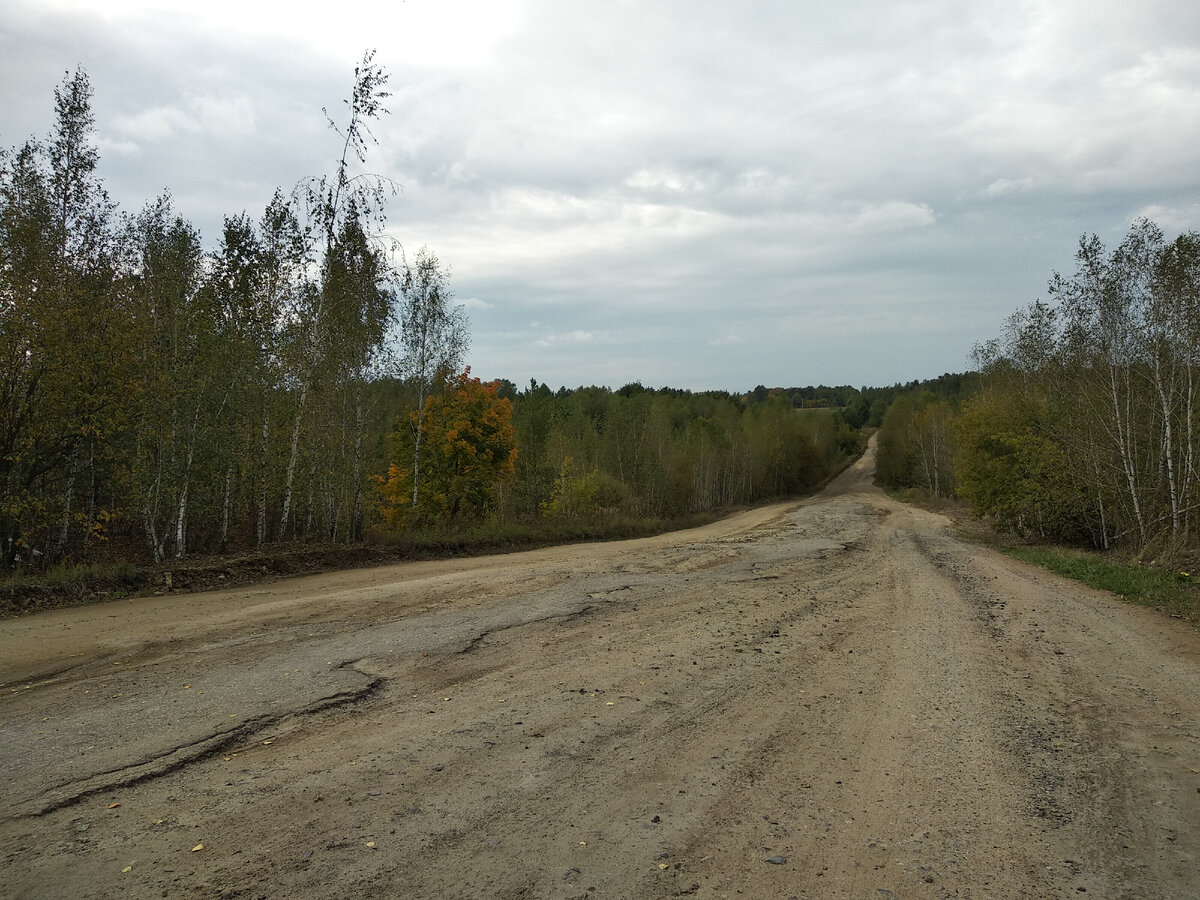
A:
[0, 61, 467, 569]
[499, 382, 861, 523]
[1, 64, 864, 573]
[878, 219, 1200, 561]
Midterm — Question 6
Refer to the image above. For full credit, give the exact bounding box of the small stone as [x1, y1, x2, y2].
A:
[765, 854, 787, 865]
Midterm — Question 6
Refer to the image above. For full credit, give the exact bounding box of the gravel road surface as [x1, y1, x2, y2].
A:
[3, 441, 1199, 898]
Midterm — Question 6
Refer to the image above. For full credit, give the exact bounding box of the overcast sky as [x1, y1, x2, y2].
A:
[3, 0, 1199, 391]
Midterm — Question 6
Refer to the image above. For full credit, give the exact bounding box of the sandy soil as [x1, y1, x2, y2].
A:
[2, 441, 1199, 899]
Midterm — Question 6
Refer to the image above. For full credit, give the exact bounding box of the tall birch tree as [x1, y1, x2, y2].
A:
[397, 247, 469, 514]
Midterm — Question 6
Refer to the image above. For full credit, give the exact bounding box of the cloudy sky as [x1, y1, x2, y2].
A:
[3, 0, 1199, 391]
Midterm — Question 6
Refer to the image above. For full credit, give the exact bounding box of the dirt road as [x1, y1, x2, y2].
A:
[3, 442, 1199, 899]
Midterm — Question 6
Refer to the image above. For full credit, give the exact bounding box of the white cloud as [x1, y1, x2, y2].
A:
[114, 104, 198, 141]
[95, 136, 140, 156]
[191, 94, 256, 136]
[984, 177, 1036, 197]
[848, 202, 937, 233]
[112, 93, 256, 143]
[31, 0, 528, 67]
[533, 329, 603, 349]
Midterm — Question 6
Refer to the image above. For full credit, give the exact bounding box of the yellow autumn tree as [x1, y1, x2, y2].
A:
[379, 368, 517, 528]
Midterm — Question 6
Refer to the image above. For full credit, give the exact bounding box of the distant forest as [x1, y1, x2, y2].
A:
[0, 64, 872, 574]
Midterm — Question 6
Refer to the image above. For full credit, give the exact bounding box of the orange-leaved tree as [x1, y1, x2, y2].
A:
[378, 368, 517, 528]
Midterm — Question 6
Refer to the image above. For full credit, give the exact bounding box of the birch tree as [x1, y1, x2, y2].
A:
[128, 196, 212, 562]
[0, 68, 125, 567]
[397, 247, 469, 514]
[278, 50, 396, 540]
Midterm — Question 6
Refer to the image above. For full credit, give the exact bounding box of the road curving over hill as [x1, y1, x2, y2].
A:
[3, 440, 1199, 898]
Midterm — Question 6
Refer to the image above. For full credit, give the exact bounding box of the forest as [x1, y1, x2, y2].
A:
[877, 219, 1200, 563]
[0, 64, 863, 576]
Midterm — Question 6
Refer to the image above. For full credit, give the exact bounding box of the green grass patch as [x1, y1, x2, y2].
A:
[1003, 546, 1200, 623]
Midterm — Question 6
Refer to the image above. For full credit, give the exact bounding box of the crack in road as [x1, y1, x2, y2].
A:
[458, 604, 596, 655]
[12, 664, 384, 820]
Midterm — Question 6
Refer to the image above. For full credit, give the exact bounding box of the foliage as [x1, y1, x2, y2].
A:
[542, 457, 629, 518]
[395, 247, 469, 512]
[0, 67, 127, 568]
[876, 390, 964, 497]
[379, 369, 516, 528]
[968, 220, 1200, 558]
[0, 58, 404, 571]
[955, 386, 1092, 541]
[501, 383, 857, 522]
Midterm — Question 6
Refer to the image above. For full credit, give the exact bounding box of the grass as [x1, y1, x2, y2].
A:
[1002, 545, 1200, 623]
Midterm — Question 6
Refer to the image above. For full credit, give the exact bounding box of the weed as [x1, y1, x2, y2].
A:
[1003, 546, 1199, 623]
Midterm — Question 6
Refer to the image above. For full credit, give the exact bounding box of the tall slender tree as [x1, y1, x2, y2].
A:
[0, 68, 124, 567]
[280, 50, 397, 540]
[397, 247, 469, 514]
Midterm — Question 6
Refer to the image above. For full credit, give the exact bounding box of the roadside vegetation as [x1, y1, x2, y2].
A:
[1002, 546, 1199, 623]
[876, 221, 1200, 623]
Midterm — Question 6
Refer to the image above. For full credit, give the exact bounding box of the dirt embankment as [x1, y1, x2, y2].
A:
[2, 442, 1198, 898]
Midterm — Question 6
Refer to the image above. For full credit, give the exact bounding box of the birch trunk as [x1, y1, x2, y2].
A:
[174, 407, 199, 559]
[1108, 364, 1146, 545]
[279, 380, 308, 539]
[257, 406, 270, 547]
[220, 461, 234, 550]
[57, 453, 77, 556]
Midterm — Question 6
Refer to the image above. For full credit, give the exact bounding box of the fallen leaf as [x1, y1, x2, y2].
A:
[191, 843, 204, 852]
[262, 740, 274, 745]
[606, 702, 615, 706]
[121, 866, 132, 873]
[658, 863, 669, 870]
[366, 841, 376, 848]
[153, 819, 164, 825]
[579, 841, 586, 846]
[108, 802, 121, 809]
